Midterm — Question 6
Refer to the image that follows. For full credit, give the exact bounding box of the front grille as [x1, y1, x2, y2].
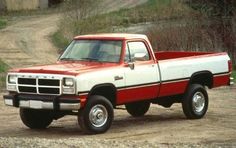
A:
[18, 86, 37, 93]
[38, 79, 60, 86]
[18, 78, 36, 85]
[39, 87, 60, 94]
[17, 77, 61, 95]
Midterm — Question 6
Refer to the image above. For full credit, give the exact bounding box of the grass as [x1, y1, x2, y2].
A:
[103, 0, 193, 25]
[51, 31, 70, 51]
[232, 65, 236, 83]
[0, 18, 7, 29]
[75, 0, 194, 33]
[0, 60, 8, 73]
[52, 0, 196, 49]
[232, 70, 236, 82]
[0, 60, 9, 89]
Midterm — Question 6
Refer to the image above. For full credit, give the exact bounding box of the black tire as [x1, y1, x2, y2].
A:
[78, 95, 114, 134]
[125, 101, 150, 117]
[20, 108, 53, 129]
[182, 84, 208, 119]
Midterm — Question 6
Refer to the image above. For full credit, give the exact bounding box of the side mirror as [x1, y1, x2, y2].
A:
[134, 53, 147, 61]
[128, 62, 135, 70]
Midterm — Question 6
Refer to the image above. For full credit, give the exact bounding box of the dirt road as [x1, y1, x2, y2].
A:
[0, 14, 59, 68]
[0, 87, 235, 147]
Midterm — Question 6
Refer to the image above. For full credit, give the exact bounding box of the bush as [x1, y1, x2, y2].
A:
[146, 17, 223, 52]
[51, 31, 70, 52]
[233, 66, 236, 82]
[0, 18, 7, 29]
[0, 60, 8, 89]
[54, 0, 195, 49]
[232, 70, 236, 83]
[0, 60, 8, 73]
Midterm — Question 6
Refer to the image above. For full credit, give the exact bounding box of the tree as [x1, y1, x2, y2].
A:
[62, 0, 100, 35]
[189, 0, 236, 64]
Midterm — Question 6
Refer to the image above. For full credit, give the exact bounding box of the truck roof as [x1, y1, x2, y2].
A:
[74, 33, 148, 40]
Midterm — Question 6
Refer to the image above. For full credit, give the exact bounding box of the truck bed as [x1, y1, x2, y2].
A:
[154, 51, 230, 97]
[155, 51, 216, 61]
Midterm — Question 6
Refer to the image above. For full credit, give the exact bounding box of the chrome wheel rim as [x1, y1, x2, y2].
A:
[192, 92, 205, 113]
[89, 104, 108, 128]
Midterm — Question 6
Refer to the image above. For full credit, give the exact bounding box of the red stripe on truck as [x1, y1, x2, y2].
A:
[213, 74, 230, 87]
[116, 83, 160, 105]
[159, 80, 189, 97]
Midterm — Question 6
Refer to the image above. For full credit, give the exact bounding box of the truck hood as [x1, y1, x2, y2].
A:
[10, 61, 119, 76]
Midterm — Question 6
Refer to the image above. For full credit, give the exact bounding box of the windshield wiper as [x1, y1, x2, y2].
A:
[60, 58, 77, 61]
[81, 58, 99, 62]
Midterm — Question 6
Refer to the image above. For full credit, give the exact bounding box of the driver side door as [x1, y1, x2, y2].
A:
[118, 41, 160, 104]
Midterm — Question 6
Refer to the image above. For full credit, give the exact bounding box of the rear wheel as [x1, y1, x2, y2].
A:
[182, 84, 208, 119]
[125, 101, 150, 117]
[78, 95, 114, 134]
[20, 108, 53, 129]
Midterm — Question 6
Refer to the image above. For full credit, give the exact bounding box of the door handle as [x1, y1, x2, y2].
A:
[114, 76, 123, 81]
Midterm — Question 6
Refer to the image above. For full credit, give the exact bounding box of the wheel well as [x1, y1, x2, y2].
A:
[189, 71, 213, 88]
[88, 84, 117, 107]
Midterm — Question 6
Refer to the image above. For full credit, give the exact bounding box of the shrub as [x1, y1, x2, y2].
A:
[0, 60, 8, 89]
[54, 0, 195, 49]
[0, 18, 7, 29]
[0, 60, 8, 73]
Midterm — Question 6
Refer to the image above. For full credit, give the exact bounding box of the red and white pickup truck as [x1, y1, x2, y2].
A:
[4, 34, 234, 134]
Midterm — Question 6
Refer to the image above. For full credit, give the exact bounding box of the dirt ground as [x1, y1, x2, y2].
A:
[0, 87, 235, 147]
[0, 1, 235, 147]
[0, 14, 59, 68]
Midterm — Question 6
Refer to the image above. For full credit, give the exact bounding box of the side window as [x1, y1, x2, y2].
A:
[127, 41, 150, 61]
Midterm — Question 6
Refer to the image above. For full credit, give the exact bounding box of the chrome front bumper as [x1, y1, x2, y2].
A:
[3, 94, 80, 110]
[230, 77, 234, 86]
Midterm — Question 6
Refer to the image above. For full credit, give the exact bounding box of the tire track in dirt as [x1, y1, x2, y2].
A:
[0, 14, 59, 68]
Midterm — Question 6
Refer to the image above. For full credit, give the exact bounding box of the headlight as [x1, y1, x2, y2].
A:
[8, 75, 17, 84]
[63, 77, 75, 94]
[63, 78, 74, 87]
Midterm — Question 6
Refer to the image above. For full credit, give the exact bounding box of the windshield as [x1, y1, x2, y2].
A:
[59, 40, 122, 63]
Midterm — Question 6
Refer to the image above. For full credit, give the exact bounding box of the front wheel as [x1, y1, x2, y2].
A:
[78, 95, 114, 134]
[182, 84, 208, 119]
[20, 108, 53, 129]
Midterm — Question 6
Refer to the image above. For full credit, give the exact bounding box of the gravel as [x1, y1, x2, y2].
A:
[0, 137, 236, 148]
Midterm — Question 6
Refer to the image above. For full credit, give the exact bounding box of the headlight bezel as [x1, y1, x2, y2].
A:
[8, 75, 17, 84]
[63, 77, 75, 87]
[7, 74, 17, 92]
[62, 77, 76, 94]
